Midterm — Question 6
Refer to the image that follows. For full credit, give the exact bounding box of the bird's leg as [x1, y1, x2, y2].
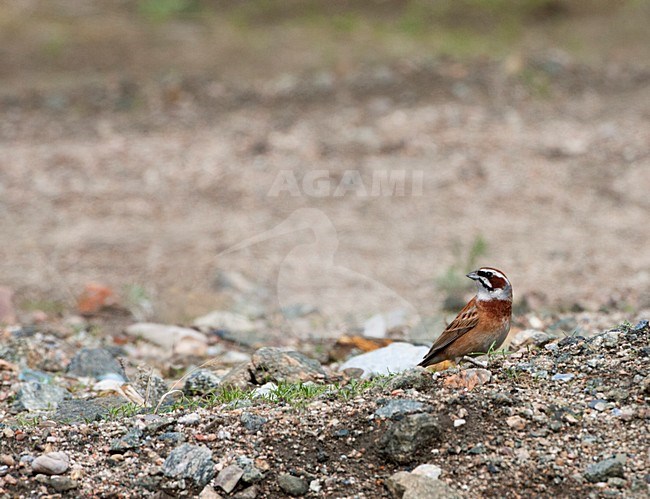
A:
[461, 356, 488, 369]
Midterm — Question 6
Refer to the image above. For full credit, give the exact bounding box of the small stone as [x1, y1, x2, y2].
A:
[588, 400, 608, 412]
[309, 479, 322, 493]
[551, 373, 574, 382]
[379, 413, 441, 464]
[375, 399, 427, 419]
[184, 369, 221, 396]
[468, 444, 486, 455]
[607, 477, 626, 488]
[506, 416, 527, 430]
[193, 310, 256, 334]
[66, 348, 126, 381]
[215, 464, 244, 494]
[31, 452, 70, 475]
[277, 473, 308, 497]
[340, 342, 431, 378]
[584, 455, 626, 483]
[178, 413, 201, 425]
[633, 320, 648, 332]
[251, 348, 327, 384]
[240, 412, 267, 433]
[162, 444, 215, 488]
[443, 369, 491, 391]
[252, 382, 277, 398]
[453, 419, 466, 428]
[236, 457, 264, 484]
[110, 428, 143, 453]
[385, 471, 461, 499]
[386, 368, 436, 392]
[126, 323, 208, 356]
[13, 382, 67, 412]
[233, 485, 259, 499]
[49, 476, 78, 492]
[198, 485, 224, 498]
[412, 464, 442, 480]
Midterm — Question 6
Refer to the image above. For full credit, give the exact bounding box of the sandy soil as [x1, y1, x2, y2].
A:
[0, 3, 649, 331]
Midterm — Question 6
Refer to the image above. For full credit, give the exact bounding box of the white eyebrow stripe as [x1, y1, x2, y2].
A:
[479, 268, 507, 281]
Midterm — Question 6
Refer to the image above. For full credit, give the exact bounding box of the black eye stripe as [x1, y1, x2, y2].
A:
[479, 277, 493, 290]
[477, 270, 492, 278]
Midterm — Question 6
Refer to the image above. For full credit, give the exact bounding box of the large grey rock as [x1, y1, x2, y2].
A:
[386, 471, 460, 499]
[13, 382, 67, 412]
[162, 444, 215, 488]
[340, 343, 430, 378]
[584, 455, 626, 483]
[66, 347, 126, 381]
[251, 348, 326, 384]
[379, 413, 441, 464]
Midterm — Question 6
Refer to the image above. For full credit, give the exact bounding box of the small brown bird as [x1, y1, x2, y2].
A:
[419, 267, 512, 368]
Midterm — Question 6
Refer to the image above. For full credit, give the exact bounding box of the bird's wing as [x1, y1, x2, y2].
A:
[419, 298, 479, 366]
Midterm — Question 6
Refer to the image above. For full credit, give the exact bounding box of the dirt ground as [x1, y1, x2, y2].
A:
[0, 1, 649, 330]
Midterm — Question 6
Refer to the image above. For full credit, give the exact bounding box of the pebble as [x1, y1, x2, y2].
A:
[412, 464, 442, 480]
[506, 416, 527, 430]
[178, 412, 201, 425]
[236, 456, 264, 484]
[584, 455, 626, 483]
[162, 444, 215, 488]
[125, 323, 208, 356]
[215, 464, 244, 494]
[31, 452, 70, 475]
[198, 485, 224, 498]
[193, 310, 257, 334]
[277, 473, 308, 497]
[588, 399, 608, 412]
[374, 399, 427, 419]
[66, 347, 126, 381]
[443, 369, 491, 391]
[386, 367, 436, 392]
[240, 412, 268, 432]
[340, 342, 430, 378]
[379, 413, 441, 464]
[386, 471, 461, 499]
[110, 428, 143, 453]
[251, 347, 327, 384]
[551, 373, 574, 382]
[49, 476, 79, 492]
[184, 369, 221, 396]
[13, 382, 67, 412]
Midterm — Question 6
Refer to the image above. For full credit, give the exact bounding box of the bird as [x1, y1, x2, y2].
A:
[419, 267, 512, 368]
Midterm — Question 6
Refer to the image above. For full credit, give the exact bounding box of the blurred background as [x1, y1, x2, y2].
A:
[0, 0, 649, 341]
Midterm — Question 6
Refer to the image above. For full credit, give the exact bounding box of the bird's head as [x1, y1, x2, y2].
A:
[466, 267, 512, 302]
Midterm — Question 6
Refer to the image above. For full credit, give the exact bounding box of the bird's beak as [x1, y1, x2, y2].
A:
[466, 271, 480, 281]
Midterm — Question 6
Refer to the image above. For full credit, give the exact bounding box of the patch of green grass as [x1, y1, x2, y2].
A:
[14, 414, 42, 428]
[138, 0, 203, 23]
[105, 402, 142, 421]
[20, 299, 66, 315]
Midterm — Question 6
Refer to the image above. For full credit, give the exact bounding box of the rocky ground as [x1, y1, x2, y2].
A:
[0, 309, 648, 498]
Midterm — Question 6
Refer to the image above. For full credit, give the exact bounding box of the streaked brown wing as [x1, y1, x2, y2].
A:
[419, 298, 479, 366]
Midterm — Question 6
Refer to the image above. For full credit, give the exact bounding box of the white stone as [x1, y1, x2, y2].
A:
[340, 342, 430, 378]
